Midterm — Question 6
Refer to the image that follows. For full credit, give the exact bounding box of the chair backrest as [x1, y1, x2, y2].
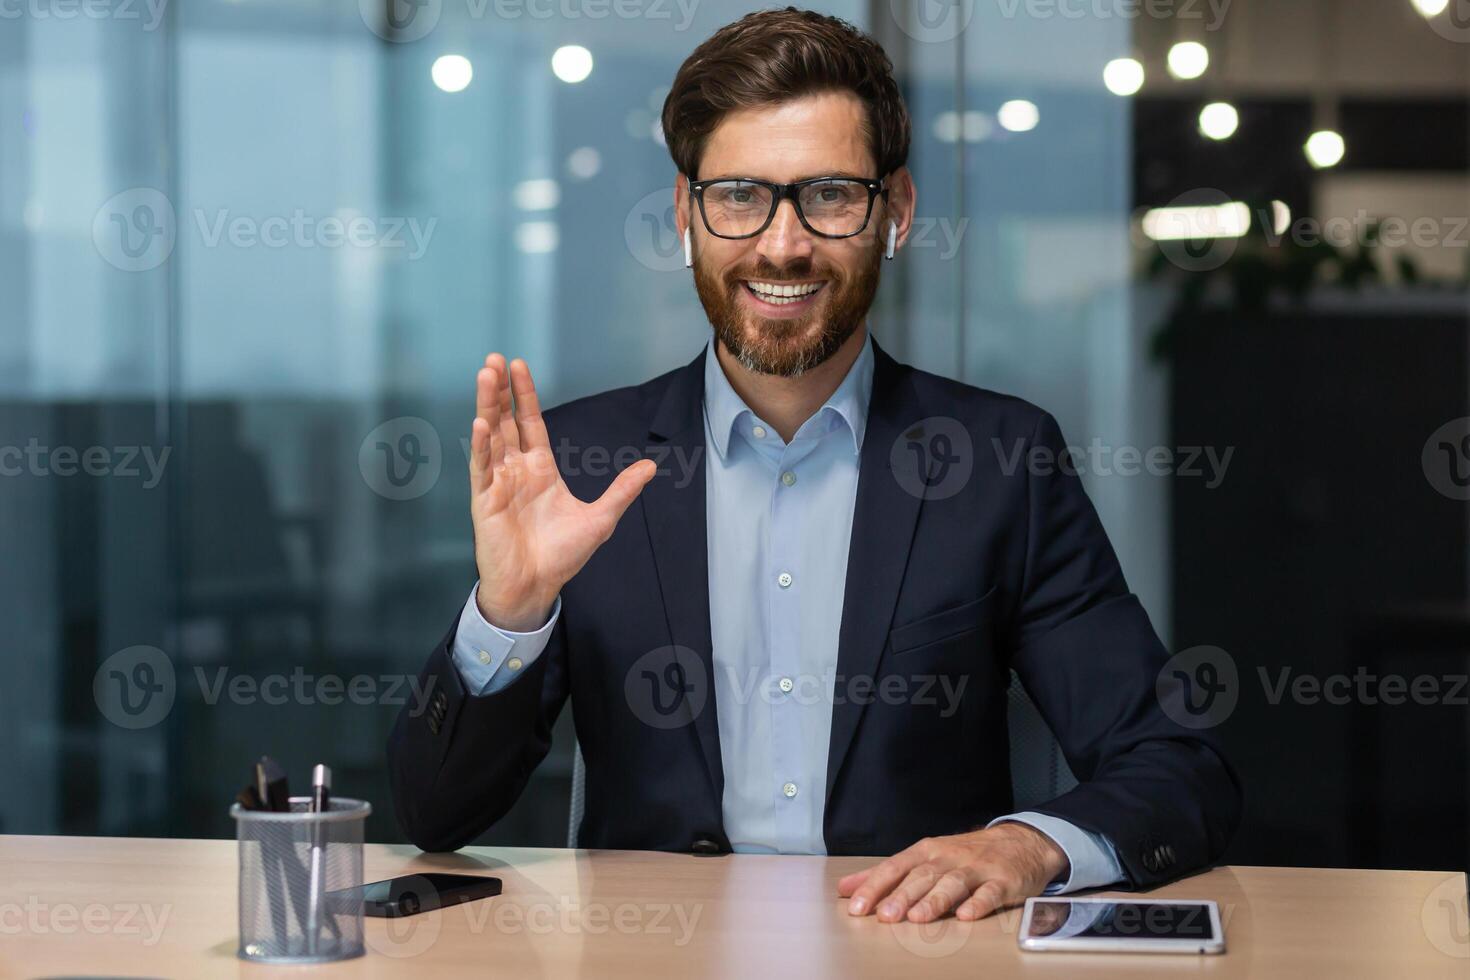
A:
[566, 671, 1076, 847]
[568, 742, 587, 848]
[1006, 670, 1079, 811]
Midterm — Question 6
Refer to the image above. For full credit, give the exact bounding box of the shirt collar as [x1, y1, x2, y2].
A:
[703, 328, 875, 461]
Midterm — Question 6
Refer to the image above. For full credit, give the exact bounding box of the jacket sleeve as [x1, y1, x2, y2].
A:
[1008, 411, 1243, 887]
[386, 605, 571, 852]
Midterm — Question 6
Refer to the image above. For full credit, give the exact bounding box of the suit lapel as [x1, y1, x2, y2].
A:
[640, 351, 725, 807]
[824, 342, 926, 807]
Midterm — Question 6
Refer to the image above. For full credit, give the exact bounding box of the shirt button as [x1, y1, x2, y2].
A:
[752, 425, 767, 439]
[507, 657, 523, 671]
[778, 676, 794, 693]
[782, 782, 798, 799]
[477, 650, 492, 665]
[777, 572, 793, 588]
[781, 471, 796, 487]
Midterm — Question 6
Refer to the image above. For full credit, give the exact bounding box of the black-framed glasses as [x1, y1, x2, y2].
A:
[688, 175, 888, 240]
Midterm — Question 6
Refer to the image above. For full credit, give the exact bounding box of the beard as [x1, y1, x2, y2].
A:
[692, 235, 883, 378]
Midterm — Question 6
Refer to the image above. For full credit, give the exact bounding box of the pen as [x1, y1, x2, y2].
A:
[306, 764, 331, 955]
[312, 764, 331, 813]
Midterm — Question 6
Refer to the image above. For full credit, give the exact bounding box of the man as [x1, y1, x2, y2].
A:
[388, 7, 1240, 925]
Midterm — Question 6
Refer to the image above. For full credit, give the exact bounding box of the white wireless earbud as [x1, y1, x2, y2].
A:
[885, 221, 898, 260]
[684, 227, 693, 268]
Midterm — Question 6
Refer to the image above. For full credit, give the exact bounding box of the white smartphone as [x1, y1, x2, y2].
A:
[1018, 897, 1225, 954]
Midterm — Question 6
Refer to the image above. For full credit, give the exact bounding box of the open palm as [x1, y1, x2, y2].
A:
[469, 354, 656, 632]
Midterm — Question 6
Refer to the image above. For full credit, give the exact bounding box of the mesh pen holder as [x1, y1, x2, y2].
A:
[231, 796, 371, 964]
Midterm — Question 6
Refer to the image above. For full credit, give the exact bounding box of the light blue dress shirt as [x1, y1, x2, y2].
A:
[450, 331, 1123, 892]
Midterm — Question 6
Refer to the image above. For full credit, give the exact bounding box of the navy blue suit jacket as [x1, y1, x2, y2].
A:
[388, 339, 1241, 887]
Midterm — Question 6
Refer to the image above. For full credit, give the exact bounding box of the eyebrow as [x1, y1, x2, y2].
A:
[698, 171, 872, 183]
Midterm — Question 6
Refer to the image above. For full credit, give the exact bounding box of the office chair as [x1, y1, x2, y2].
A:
[566, 670, 1078, 848]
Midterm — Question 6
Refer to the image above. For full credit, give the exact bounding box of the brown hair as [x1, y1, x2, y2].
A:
[661, 6, 911, 181]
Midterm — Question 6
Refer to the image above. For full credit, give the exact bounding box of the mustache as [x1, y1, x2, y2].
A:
[723, 264, 841, 285]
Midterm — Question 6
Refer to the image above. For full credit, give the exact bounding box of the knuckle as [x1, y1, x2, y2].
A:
[938, 869, 970, 890]
[984, 870, 1017, 892]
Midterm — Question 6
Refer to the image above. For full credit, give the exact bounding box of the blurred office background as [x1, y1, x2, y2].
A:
[1, 0, 1467, 875]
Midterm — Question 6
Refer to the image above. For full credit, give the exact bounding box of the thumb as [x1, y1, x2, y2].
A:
[590, 458, 657, 530]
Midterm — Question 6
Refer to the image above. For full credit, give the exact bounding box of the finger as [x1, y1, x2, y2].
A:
[488, 353, 520, 454]
[473, 367, 499, 478]
[846, 850, 921, 917]
[477, 362, 497, 420]
[906, 869, 978, 923]
[836, 869, 872, 897]
[876, 864, 948, 923]
[484, 365, 506, 469]
[509, 359, 550, 452]
[588, 458, 657, 534]
[470, 416, 493, 492]
[955, 878, 1009, 921]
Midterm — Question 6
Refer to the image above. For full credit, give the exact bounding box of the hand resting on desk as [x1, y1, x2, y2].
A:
[838, 822, 1067, 923]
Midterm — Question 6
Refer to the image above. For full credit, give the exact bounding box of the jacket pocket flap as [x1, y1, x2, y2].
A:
[887, 586, 997, 655]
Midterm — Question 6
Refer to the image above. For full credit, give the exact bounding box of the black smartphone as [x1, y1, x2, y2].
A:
[336, 873, 503, 918]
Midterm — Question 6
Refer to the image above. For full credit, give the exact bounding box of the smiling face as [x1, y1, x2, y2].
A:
[681, 91, 907, 377]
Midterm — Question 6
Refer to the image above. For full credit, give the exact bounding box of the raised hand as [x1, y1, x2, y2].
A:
[469, 354, 656, 632]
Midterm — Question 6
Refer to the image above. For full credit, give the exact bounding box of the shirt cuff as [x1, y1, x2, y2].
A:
[987, 811, 1124, 894]
[449, 583, 560, 696]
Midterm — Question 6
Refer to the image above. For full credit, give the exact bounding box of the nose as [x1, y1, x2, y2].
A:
[754, 197, 815, 270]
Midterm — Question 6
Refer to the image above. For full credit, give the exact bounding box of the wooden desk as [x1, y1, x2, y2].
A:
[1, 835, 1465, 978]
